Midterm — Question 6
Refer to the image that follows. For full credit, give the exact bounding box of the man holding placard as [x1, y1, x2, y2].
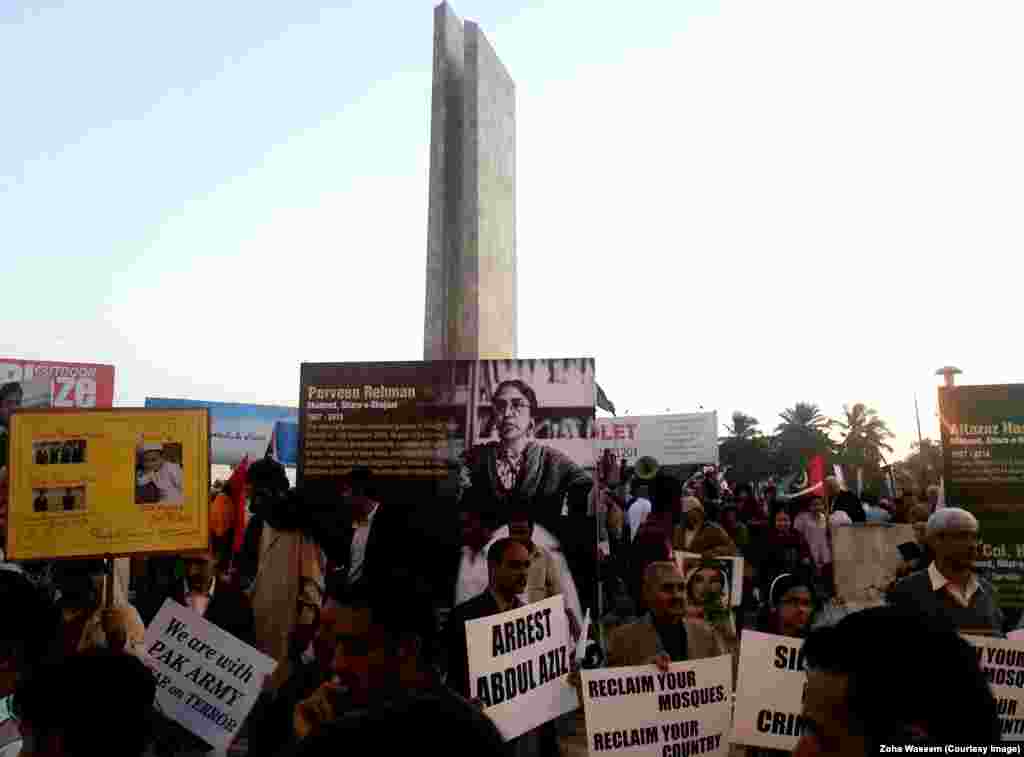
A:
[608, 561, 727, 669]
[573, 561, 734, 757]
[447, 538, 574, 756]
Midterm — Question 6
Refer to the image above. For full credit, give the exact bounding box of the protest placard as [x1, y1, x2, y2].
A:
[675, 552, 744, 608]
[831, 523, 915, 609]
[143, 599, 277, 751]
[6, 408, 210, 560]
[963, 634, 1024, 740]
[580, 655, 732, 757]
[731, 630, 807, 751]
[465, 594, 579, 741]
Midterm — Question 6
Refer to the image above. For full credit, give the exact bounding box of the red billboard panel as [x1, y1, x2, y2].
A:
[0, 359, 115, 411]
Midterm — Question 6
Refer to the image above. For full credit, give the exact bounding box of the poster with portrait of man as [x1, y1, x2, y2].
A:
[297, 359, 599, 615]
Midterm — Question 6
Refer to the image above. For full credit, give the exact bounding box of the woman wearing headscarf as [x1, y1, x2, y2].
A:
[754, 506, 815, 600]
[684, 564, 738, 653]
[672, 497, 736, 558]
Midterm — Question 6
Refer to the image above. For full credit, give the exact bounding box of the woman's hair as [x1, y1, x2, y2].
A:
[490, 379, 539, 415]
[685, 565, 730, 605]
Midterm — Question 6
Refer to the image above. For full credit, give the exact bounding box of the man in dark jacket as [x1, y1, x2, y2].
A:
[141, 548, 255, 645]
[312, 467, 410, 604]
[888, 508, 1002, 636]
[446, 537, 558, 757]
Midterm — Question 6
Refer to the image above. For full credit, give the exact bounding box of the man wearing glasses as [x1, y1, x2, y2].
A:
[887, 508, 1003, 636]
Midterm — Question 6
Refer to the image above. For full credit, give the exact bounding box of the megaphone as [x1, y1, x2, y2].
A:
[635, 456, 659, 481]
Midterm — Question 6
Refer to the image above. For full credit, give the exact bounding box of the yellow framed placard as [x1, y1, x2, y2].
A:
[6, 408, 210, 560]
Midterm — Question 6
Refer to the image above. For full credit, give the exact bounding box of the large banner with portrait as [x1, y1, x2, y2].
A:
[298, 358, 596, 502]
[940, 384, 1024, 608]
[297, 359, 598, 612]
[5, 408, 210, 560]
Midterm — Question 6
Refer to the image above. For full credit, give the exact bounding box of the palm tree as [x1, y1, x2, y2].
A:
[833, 403, 894, 469]
[776, 402, 830, 435]
[725, 412, 760, 440]
[774, 402, 833, 471]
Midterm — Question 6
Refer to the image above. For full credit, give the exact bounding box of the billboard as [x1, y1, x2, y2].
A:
[940, 384, 1024, 607]
[5, 408, 210, 560]
[145, 398, 298, 467]
[0, 359, 115, 411]
[1, 359, 115, 470]
[298, 358, 596, 505]
[297, 358, 599, 612]
[591, 412, 718, 466]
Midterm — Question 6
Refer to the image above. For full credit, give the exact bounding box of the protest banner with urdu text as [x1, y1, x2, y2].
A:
[5, 408, 210, 559]
[963, 634, 1024, 740]
[731, 630, 808, 751]
[143, 599, 277, 751]
[465, 594, 579, 741]
[581, 655, 732, 757]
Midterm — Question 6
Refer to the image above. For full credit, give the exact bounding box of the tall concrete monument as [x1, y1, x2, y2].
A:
[424, 3, 516, 361]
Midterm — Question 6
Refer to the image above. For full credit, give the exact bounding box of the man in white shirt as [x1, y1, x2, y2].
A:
[342, 468, 380, 591]
[138, 443, 184, 505]
[625, 481, 652, 541]
[454, 508, 500, 607]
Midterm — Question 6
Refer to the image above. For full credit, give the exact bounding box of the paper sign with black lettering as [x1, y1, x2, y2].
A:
[143, 599, 277, 751]
[465, 594, 579, 741]
[963, 634, 1024, 740]
[731, 631, 807, 750]
[581, 655, 732, 757]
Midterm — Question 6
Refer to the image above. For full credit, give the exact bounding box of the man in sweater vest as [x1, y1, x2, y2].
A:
[888, 508, 1003, 636]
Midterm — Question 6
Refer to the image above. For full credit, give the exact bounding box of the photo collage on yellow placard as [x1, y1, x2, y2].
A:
[6, 408, 210, 560]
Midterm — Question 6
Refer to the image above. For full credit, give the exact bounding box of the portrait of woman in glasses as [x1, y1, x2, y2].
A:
[459, 379, 594, 531]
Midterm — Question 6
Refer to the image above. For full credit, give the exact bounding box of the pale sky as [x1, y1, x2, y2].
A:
[3, 1, 1022, 462]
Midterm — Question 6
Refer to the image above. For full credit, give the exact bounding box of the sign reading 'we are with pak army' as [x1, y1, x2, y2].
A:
[143, 599, 277, 751]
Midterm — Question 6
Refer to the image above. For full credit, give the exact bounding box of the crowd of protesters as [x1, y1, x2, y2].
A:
[0, 439, 1011, 756]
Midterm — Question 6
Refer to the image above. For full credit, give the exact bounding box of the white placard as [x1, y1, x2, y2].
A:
[731, 631, 807, 751]
[581, 656, 733, 757]
[963, 635, 1024, 740]
[466, 594, 579, 741]
[593, 413, 718, 466]
[143, 599, 277, 751]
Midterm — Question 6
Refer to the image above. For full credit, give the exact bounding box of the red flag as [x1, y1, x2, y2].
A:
[228, 456, 250, 554]
[807, 455, 826, 491]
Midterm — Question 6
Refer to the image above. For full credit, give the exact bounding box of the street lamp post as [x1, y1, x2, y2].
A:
[935, 366, 962, 388]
